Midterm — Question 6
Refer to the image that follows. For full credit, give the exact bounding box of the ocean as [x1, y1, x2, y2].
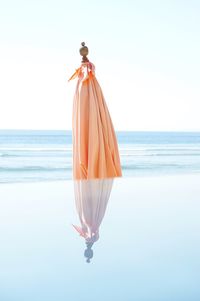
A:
[0, 130, 200, 183]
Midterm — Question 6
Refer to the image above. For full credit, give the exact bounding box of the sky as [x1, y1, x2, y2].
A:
[0, 0, 200, 131]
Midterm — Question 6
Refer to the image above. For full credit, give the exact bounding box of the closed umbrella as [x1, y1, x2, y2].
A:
[69, 42, 122, 180]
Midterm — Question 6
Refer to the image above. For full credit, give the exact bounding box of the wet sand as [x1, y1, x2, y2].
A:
[0, 174, 200, 301]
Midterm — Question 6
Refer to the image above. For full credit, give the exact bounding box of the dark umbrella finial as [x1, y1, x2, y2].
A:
[79, 42, 89, 63]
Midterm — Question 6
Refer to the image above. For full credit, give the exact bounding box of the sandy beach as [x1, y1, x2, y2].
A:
[0, 173, 200, 301]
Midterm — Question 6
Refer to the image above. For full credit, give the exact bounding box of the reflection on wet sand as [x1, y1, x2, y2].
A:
[73, 178, 114, 262]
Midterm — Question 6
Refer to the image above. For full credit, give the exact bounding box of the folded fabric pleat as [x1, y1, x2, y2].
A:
[69, 61, 122, 180]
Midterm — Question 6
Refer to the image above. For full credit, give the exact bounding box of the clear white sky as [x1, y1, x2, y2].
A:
[0, 0, 200, 131]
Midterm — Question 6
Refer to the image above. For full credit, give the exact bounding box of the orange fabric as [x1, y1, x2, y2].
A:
[69, 61, 122, 180]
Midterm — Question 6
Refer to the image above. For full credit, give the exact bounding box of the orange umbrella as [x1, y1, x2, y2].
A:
[69, 42, 122, 180]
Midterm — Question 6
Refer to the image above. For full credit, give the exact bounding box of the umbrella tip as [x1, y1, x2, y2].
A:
[80, 42, 89, 63]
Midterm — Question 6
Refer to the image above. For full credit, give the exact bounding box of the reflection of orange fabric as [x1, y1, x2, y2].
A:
[72, 178, 114, 243]
[69, 61, 122, 180]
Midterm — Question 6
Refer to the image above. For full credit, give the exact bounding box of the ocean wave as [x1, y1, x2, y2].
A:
[0, 148, 72, 152]
[120, 153, 200, 157]
[121, 163, 200, 170]
[1, 148, 200, 158]
[0, 166, 72, 172]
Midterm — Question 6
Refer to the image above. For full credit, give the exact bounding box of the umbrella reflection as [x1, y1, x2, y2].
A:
[72, 177, 114, 263]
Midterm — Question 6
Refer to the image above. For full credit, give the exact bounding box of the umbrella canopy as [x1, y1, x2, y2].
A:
[69, 43, 122, 180]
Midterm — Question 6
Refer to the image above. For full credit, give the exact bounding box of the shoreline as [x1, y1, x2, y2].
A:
[0, 171, 200, 185]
